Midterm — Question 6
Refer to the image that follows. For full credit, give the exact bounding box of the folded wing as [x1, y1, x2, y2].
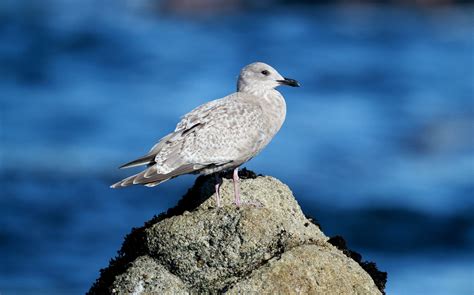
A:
[111, 93, 267, 188]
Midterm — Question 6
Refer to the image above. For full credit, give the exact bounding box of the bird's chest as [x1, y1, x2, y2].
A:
[260, 93, 287, 136]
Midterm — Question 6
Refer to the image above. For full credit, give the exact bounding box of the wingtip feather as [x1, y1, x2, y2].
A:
[110, 181, 123, 189]
[119, 154, 156, 169]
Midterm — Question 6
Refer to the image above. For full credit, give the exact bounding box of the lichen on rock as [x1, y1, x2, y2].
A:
[89, 170, 385, 294]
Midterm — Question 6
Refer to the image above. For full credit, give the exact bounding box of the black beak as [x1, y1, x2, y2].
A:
[277, 77, 300, 87]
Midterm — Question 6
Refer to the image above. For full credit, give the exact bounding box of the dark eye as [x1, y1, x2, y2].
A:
[261, 70, 270, 76]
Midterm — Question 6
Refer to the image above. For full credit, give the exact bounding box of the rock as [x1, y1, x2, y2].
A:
[111, 255, 188, 294]
[89, 170, 385, 294]
[227, 244, 379, 295]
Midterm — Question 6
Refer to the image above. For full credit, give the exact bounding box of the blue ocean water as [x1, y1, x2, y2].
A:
[1, 1, 473, 294]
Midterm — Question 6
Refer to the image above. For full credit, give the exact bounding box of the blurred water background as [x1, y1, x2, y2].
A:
[1, 0, 473, 294]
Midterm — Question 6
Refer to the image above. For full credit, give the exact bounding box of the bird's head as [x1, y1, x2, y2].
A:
[237, 62, 300, 93]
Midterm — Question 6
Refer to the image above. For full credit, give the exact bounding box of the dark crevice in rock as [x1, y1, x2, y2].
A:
[197, 213, 244, 292]
[328, 235, 387, 294]
[197, 212, 270, 293]
[218, 228, 291, 294]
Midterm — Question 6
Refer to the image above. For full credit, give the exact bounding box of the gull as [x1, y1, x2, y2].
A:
[111, 62, 299, 207]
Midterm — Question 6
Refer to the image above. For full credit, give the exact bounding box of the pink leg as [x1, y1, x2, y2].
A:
[233, 168, 241, 207]
[214, 174, 221, 208]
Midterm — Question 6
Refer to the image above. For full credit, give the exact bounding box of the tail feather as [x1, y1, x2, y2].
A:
[110, 170, 170, 188]
[119, 133, 178, 169]
[110, 163, 200, 189]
